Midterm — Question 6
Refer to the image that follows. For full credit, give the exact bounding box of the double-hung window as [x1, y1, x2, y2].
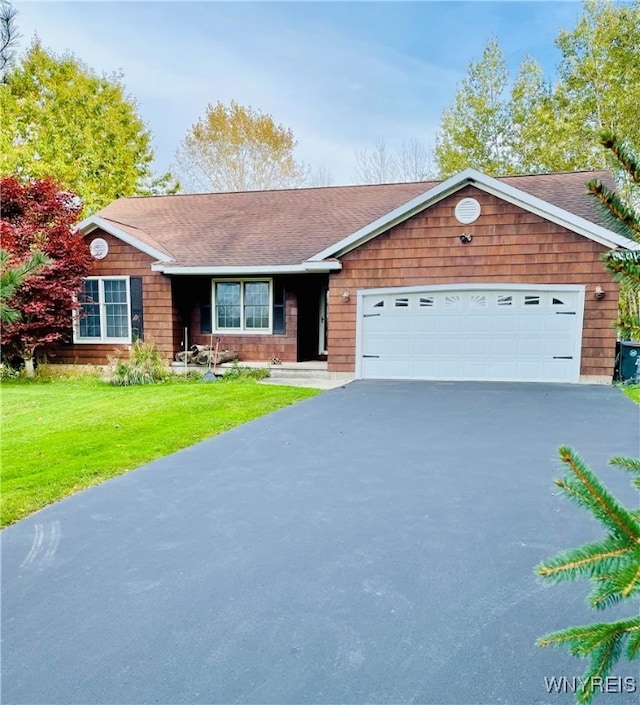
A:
[75, 277, 131, 343]
[214, 280, 271, 333]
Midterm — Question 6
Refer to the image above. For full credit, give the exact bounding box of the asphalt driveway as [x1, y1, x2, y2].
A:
[2, 381, 639, 705]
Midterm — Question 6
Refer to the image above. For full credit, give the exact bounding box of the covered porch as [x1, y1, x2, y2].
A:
[169, 273, 330, 366]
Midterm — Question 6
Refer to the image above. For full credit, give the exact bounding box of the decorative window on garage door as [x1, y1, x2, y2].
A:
[470, 294, 487, 308]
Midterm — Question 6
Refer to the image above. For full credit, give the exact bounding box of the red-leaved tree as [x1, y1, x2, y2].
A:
[1, 176, 91, 374]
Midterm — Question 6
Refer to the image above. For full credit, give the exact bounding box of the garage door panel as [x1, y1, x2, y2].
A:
[413, 337, 436, 354]
[518, 315, 546, 333]
[547, 314, 577, 332]
[517, 339, 545, 355]
[439, 315, 464, 332]
[462, 338, 492, 356]
[491, 337, 519, 356]
[360, 286, 582, 383]
[493, 316, 519, 333]
[465, 316, 490, 333]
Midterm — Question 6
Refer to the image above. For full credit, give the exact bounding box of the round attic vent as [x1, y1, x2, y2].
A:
[455, 197, 481, 224]
[89, 237, 109, 260]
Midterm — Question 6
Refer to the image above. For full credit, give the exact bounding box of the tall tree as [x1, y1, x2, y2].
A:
[306, 165, 334, 188]
[355, 137, 434, 184]
[0, 41, 177, 214]
[0, 176, 92, 375]
[354, 138, 399, 184]
[396, 138, 434, 182]
[555, 0, 640, 168]
[173, 100, 307, 193]
[509, 57, 567, 174]
[434, 1, 640, 178]
[434, 38, 513, 177]
[0, 0, 19, 82]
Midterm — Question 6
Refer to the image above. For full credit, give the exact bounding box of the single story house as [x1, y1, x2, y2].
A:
[62, 168, 639, 384]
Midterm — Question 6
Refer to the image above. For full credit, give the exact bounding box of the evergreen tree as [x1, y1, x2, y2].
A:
[536, 141, 640, 702]
[587, 132, 640, 339]
[0, 248, 49, 324]
[535, 449, 640, 703]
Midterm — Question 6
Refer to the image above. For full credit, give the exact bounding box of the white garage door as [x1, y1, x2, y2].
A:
[358, 285, 584, 383]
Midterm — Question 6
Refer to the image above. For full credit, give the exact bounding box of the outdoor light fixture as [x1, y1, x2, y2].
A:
[341, 290, 350, 302]
[594, 285, 605, 299]
[459, 233, 473, 244]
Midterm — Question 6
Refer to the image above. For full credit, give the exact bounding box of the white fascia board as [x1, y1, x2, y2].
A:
[308, 167, 639, 261]
[151, 261, 342, 275]
[472, 172, 640, 251]
[77, 216, 175, 263]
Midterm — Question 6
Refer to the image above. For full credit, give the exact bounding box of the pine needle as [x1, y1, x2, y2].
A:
[558, 447, 640, 542]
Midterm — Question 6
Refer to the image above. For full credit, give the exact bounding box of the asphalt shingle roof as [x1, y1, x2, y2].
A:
[96, 171, 615, 267]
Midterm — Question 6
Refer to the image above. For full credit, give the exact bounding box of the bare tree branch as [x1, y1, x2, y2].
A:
[0, 1, 20, 82]
[306, 165, 333, 187]
[355, 137, 434, 184]
[397, 138, 435, 181]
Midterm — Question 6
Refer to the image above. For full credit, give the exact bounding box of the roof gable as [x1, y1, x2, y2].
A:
[308, 169, 639, 261]
[78, 216, 175, 262]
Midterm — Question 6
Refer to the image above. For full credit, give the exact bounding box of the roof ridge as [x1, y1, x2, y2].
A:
[500, 169, 610, 178]
[116, 170, 611, 202]
[122, 181, 441, 200]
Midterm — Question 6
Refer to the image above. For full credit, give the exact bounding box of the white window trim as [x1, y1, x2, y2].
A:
[73, 276, 132, 344]
[212, 278, 273, 335]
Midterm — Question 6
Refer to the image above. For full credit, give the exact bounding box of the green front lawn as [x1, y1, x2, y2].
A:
[622, 385, 640, 403]
[1, 376, 319, 527]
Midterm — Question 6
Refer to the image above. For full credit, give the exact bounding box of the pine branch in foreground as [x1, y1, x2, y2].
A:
[586, 179, 640, 240]
[600, 129, 640, 185]
[535, 447, 640, 704]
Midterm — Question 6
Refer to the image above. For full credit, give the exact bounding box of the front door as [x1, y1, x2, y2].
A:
[296, 278, 327, 361]
[318, 287, 328, 357]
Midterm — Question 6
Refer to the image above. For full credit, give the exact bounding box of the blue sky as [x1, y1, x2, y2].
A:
[14, 1, 585, 185]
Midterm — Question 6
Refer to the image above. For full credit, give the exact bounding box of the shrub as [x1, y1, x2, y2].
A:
[222, 360, 270, 381]
[0, 363, 21, 381]
[109, 340, 169, 386]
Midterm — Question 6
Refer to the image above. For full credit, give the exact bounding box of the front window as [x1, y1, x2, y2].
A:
[214, 280, 271, 332]
[75, 277, 131, 343]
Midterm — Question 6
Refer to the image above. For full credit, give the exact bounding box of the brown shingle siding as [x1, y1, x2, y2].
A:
[55, 230, 174, 366]
[327, 187, 617, 379]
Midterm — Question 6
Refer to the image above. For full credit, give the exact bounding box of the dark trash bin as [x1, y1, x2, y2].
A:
[618, 341, 640, 382]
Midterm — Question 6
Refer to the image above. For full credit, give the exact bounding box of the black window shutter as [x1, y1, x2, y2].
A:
[273, 282, 286, 334]
[130, 277, 144, 341]
[200, 305, 212, 334]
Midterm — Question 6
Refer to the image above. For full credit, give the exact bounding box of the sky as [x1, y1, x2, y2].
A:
[13, 1, 586, 186]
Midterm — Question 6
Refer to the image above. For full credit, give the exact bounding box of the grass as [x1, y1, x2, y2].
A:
[621, 384, 640, 403]
[0, 375, 319, 527]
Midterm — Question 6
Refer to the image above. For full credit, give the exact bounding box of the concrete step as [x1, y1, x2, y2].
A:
[266, 366, 329, 380]
[259, 375, 352, 390]
[170, 360, 351, 388]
